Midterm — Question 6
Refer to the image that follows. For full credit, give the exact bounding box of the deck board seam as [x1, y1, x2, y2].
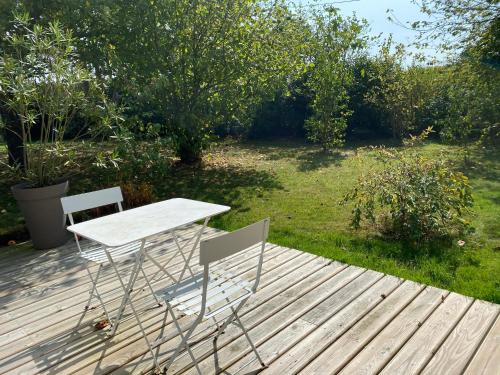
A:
[417, 296, 476, 374]
[330, 284, 429, 375]
[461, 309, 500, 375]
[290, 276, 405, 375]
[369, 289, 452, 375]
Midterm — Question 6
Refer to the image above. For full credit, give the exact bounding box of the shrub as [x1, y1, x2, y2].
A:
[0, 14, 120, 187]
[343, 129, 474, 242]
[121, 182, 154, 209]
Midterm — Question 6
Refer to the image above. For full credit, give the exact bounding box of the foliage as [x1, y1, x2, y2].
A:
[96, 128, 173, 189]
[343, 129, 474, 242]
[439, 57, 500, 150]
[409, 0, 500, 149]
[364, 40, 433, 139]
[304, 8, 367, 151]
[249, 81, 311, 139]
[411, 0, 499, 52]
[121, 181, 154, 209]
[0, 14, 120, 187]
[1, 1, 494, 155]
[22, 0, 308, 163]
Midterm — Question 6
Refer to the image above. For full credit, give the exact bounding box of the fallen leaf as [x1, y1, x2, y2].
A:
[94, 319, 110, 330]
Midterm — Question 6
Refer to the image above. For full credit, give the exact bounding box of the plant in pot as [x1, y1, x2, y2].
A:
[0, 14, 120, 249]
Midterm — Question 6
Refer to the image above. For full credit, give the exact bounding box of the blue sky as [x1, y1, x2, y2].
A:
[293, 0, 443, 61]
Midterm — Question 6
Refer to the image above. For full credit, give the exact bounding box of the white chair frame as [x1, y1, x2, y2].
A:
[61, 187, 160, 340]
[152, 218, 270, 374]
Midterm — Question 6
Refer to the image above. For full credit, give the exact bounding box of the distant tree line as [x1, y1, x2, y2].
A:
[1, 0, 498, 164]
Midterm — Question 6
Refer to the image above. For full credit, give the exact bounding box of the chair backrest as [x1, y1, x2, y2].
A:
[198, 219, 269, 315]
[199, 219, 269, 266]
[61, 186, 123, 218]
[61, 187, 124, 252]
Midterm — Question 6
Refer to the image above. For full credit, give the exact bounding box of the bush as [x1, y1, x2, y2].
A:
[0, 14, 120, 187]
[343, 129, 474, 242]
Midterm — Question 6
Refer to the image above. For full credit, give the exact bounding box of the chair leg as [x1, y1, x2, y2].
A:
[215, 298, 247, 337]
[164, 302, 202, 374]
[81, 263, 112, 327]
[215, 301, 266, 367]
[233, 310, 265, 367]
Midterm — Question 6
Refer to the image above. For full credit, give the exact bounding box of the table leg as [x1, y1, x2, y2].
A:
[173, 217, 210, 295]
[107, 240, 145, 336]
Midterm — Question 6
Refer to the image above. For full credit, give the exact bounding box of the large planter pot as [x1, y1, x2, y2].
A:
[11, 180, 70, 250]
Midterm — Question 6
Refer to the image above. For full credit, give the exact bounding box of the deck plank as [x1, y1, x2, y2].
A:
[0, 224, 498, 375]
[259, 275, 402, 375]
[464, 314, 500, 375]
[299, 280, 424, 374]
[380, 292, 473, 375]
[219, 269, 385, 375]
[338, 286, 448, 375]
[167, 266, 365, 375]
[421, 300, 499, 375]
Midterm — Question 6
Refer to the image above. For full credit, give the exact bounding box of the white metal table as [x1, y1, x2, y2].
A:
[67, 198, 230, 346]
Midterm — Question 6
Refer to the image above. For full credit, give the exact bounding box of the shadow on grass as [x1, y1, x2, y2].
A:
[238, 140, 349, 171]
[239, 139, 309, 161]
[457, 147, 500, 181]
[156, 163, 283, 211]
[342, 234, 478, 287]
[296, 150, 348, 172]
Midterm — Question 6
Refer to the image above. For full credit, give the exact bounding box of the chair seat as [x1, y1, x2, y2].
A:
[157, 272, 253, 318]
[79, 240, 146, 263]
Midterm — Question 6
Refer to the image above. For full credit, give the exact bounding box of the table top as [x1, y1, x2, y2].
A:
[67, 198, 230, 247]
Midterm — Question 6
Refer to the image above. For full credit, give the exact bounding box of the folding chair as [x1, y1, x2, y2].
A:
[153, 218, 270, 374]
[60, 187, 161, 336]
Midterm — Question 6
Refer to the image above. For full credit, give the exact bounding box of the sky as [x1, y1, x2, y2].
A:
[293, 0, 444, 61]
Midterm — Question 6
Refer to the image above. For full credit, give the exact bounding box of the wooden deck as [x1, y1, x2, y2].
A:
[0, 225, 498, 375]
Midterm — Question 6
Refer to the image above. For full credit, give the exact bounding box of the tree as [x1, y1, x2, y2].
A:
[0, 14, 119, 186]
[409, 0, 500, 148]
[411, 0, 499, 52]
[12, 0, 307, 163]
[305, 7, 367, 151]
[138, 0, 307, 162]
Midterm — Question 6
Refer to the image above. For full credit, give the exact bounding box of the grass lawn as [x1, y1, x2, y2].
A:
[1, 140, 499, 302]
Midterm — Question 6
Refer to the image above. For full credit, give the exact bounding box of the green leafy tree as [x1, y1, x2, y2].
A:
[19, 0, 307, 163]
[364, 39, 418, 140]
[141, 0, 307, 162]
[0, 14, 120, 187]
[305, 7, 367, 151]
[411, 0, 499, 52]
[410, 0, 500, 148]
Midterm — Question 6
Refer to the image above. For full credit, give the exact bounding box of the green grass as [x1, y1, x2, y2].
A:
[1, 140, 499, 302]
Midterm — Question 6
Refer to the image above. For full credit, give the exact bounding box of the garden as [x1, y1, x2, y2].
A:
[1, 0, 499, 306]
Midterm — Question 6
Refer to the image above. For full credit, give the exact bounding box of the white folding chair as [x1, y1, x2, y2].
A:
[153, 218, 270, 374]
[60, 187, 161, 337]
